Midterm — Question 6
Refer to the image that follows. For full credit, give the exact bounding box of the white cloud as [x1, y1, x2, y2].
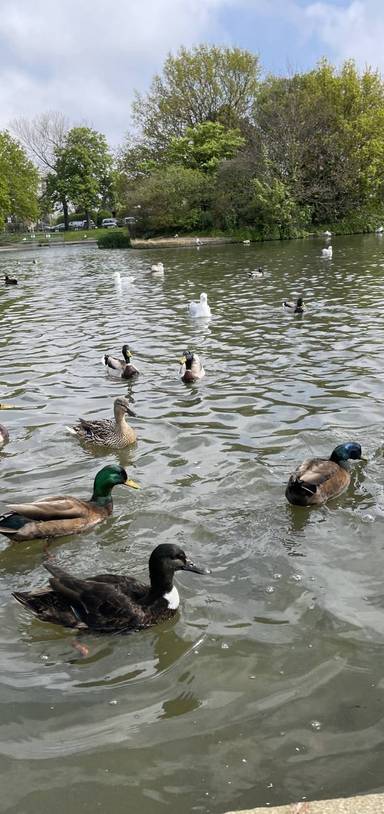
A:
[0, 0, 228, 147]
[304, 1, 384, 71]
[1, 0, 384, 150]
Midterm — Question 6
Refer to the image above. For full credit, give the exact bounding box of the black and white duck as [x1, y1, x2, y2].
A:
[283, 296, 304, 314]
[12, 543, 209, 633]
[4, 274, 17, 285]
[103, 345, 139, 379]
[285, 442, 362, 506]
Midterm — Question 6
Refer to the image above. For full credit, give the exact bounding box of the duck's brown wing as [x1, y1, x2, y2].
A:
[288, 457, 349, 504]
[295, 457, 340, 486]
[7, 496, 91, 520]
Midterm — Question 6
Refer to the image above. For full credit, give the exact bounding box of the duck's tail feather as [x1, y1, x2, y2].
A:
[65, 425, 77, 436]
[286, 476, 317, 504]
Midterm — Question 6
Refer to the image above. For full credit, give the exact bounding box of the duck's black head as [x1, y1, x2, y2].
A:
[330, 442, 362, 464]
[149, 543, 208, 591]
[122, 344, 132, 362]
[296, 297, 303, 307]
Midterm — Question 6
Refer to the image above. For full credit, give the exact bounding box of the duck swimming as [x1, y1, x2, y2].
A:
[0, 464, 139, 542]
[189, 292, 211, 318]
[0, 424, 9, 449]
[4, 274, 17, 285]
[321, 245, 332, 258]
[285, 442, 362, 506]
[0, 403, 14, 449]
[179, 351, 205, 382]
[248, 267, 264, 278]
[150, 262, 164, 275]
[67, 397, 137, 448]
[12, 543, 208, 633]
[103, 345, 139, 379]
[283, 296, 304, 314]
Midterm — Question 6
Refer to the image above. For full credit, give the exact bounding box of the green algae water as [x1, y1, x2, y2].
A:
[1, 235, 384, 813]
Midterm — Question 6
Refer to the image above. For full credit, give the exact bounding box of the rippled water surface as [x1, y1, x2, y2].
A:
[1, 236, 384, 814]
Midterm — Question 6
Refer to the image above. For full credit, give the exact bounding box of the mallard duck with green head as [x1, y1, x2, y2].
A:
[103, 345, 139, 379]
[67, 397, 137, 448]
[12, 543, 209, 633]
[179, 351, 205, 383]
[0, 464, 139, 542]
[285, 442, 362, 506]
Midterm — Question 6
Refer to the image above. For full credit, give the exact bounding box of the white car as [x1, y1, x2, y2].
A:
[102, 218, 118, 228]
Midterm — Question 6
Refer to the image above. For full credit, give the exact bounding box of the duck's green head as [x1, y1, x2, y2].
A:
[330, 442, 362, 464]
[122, 345, 132, 362]
[92, 464, 139, 503]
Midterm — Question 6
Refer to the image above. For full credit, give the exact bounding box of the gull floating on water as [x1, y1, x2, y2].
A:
[189, 292, 211, 318]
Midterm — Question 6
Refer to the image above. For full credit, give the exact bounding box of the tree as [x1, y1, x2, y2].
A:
[46, 127, 114, 228]
[11, 111, 71, 227]
[253, 60, 384, 223]
[0, 132, 39, 227]
[122, 165, 210, 233]
[10, 111, 69, 172]
[132, 45, 260, 149]
[167, 121, 245, 173]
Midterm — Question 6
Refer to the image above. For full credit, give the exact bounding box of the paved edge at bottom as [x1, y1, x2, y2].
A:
[224, 792, 384, 814]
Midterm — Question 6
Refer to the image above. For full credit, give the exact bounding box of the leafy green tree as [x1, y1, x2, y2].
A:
[167, 121, 245, 173]
[254, 60, 384, 223]
[0, 131, 39, 227]
[46, 127, 114, 228]
[132, 45, 260, 149]
[123, 165, 210, 233]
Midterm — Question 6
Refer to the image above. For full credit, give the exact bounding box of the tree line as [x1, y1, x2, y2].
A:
[4, 46, 384, 238]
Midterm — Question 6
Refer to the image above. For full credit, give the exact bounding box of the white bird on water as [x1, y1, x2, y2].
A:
[321, 245, 332, 258]
[189, 292, 211, 318]
[375, 226, 383, 234]
[150, 262, 164, 275]
[243, 239, 251, 245]
[323, 230, 332, 237]
[113, 271, 135, 286]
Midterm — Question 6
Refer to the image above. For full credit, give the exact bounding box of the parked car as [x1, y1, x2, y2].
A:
[50, 223, 65, 232]
[102, 218, 118, 228]
[70, 220, 96, 230]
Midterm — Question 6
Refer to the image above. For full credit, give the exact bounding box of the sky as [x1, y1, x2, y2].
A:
[0, 0, 383, 149]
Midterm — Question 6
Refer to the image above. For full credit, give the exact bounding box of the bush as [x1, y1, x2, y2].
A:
[97, 230, 131, 249]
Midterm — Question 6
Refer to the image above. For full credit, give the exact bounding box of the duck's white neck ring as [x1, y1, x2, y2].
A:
[163, 585, 180, 609]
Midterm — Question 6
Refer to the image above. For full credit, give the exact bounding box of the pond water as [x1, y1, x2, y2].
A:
[1, 235, 384, 814]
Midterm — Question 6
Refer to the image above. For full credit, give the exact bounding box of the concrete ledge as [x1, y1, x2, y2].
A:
[225, 793, 384, 814]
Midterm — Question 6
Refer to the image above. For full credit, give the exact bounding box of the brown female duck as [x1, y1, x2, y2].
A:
[67, 397, 136, 448]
